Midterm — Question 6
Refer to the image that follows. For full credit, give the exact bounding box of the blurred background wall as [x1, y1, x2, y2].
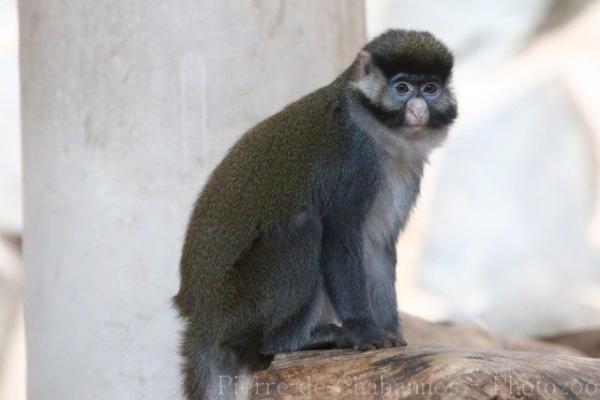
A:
[0, 0, 24, 399]
[17, 1, 364, 399]
[1, 0, 600, 399]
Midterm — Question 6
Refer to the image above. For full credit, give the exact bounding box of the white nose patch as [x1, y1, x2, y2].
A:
[404, 98, 429, 126]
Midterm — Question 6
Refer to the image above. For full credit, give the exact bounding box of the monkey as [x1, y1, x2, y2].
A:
[174, 29, 457, 399]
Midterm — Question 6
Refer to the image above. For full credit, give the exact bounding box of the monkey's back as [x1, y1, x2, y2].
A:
[174, 84, 364, 317]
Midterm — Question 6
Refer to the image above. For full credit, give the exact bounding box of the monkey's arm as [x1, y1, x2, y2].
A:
[321, 216, 399, 350]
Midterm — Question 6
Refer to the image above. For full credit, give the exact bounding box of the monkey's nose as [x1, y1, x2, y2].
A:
[404, 98, 429, 126]
[406, 109, 426, 125]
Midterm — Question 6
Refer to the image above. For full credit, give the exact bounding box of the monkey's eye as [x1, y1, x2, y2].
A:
[422, 83, 439, 95]
[395, 82, 411, 94]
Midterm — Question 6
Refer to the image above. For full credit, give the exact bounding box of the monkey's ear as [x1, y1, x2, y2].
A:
[351, 50, 373, 80]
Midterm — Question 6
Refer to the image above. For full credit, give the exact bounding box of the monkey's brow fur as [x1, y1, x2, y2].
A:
[364, 29, 453, 80]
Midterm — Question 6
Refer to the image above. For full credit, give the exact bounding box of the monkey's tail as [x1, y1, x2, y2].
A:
[180, 338, 243, 400]
[181, 346, 240, 400]
[180, 328, 275, 400]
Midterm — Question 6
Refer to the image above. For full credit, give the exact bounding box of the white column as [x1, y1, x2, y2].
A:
[19, 1, 365, 399]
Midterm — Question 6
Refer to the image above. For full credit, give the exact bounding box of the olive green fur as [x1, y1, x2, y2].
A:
[364, 29, 453, 80]
[174, 84, 346, 318]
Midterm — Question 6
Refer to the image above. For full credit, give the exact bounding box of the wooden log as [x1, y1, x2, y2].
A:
[250, 347, 600, 399]
[541, 329, 600, 358]
[242, 314, 600, 399]
[400, 313, 581, 355]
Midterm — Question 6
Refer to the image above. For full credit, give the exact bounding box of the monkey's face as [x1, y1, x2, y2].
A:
[383, 72, 457, 133]
[351, 56, 457, 138]
[349, 30, 457, 138]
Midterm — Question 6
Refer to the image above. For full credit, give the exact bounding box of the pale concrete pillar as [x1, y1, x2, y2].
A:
[19, 1, 365, 399]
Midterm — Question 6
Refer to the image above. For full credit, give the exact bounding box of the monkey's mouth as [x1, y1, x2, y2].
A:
[401, 124, 428, 132]
[403, 114, 429, 128]
[398, 125, 433, 138]
[404, 122, 427, 128]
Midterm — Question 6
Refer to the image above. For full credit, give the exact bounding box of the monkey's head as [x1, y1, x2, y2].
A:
[348, 30, 457, 138]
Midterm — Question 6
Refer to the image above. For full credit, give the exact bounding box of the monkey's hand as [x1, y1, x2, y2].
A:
[391, 333, 408, 347]
[344, 319, 405, 351]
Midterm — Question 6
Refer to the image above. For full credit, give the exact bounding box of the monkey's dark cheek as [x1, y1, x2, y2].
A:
[445, 104, 458, 123]
[429, 104, 457, 127]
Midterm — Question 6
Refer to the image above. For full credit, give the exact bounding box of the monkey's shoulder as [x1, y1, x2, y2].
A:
[182, 89, 355, 282]
[206, 86, 364, 198]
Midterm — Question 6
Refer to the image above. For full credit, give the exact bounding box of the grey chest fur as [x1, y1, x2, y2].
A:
[361, 152, 423, 289]
[363, 155, 422, 253]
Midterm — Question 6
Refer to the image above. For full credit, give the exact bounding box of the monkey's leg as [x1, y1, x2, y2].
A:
[257, 279, 326, 356]
[235, 209, 324, 357]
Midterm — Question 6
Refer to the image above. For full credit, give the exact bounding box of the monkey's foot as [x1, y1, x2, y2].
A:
[345, 320, 404, 351]
[289, 324, 352, 351]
